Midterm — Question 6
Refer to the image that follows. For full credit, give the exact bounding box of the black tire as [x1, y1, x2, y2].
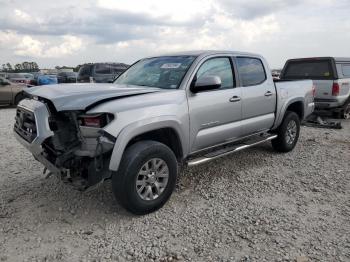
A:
[341, 100, 350, 119]
[271, 111, 300, 152]
[112, 140, 178, 215]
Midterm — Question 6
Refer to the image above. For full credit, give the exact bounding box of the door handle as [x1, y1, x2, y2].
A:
[265, 91, 273, 97]
[229, 96, 241, 102]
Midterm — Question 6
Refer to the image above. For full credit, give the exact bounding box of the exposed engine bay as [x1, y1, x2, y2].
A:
[14, 98, 116, 191]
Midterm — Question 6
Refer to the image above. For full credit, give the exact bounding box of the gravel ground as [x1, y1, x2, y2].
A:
[0, 108, 349, 262]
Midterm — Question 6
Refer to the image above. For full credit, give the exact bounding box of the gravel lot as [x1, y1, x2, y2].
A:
[0, 107, 349, 262]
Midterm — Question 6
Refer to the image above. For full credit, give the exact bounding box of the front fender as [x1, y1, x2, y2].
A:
[108, 116, 188, 171]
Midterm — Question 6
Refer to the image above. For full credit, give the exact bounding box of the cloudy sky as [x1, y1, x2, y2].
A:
[0, 0, 349, 69]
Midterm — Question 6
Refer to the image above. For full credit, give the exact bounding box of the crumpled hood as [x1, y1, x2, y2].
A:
[25, 83, 161, 111]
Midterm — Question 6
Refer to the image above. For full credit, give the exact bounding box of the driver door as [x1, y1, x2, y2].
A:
[187, 57, 242, 152]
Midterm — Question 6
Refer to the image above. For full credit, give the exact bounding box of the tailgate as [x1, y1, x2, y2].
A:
[313, 80, 334, 99]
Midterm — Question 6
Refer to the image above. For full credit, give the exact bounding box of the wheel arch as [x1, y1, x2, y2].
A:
[108, 118, 187, 171]
[13, 91, 26, 105]
[273, 98, 305, 130]
[126, 128, 183, 160]
[286, 100, 304, 120]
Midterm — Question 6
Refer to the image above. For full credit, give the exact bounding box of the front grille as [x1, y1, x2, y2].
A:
[14, 107, 37, 143]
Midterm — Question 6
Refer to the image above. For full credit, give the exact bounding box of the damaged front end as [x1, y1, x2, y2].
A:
[14, 98, 116, 191]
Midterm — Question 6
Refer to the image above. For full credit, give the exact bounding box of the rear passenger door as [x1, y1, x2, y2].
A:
[236, 57, 276, 136]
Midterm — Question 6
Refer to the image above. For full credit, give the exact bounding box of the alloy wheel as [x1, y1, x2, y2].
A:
[136, 158, 169, 201]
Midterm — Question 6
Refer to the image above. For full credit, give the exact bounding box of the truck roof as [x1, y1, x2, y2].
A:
[150, 50, 262, 58]
[286, 57, 350, 63]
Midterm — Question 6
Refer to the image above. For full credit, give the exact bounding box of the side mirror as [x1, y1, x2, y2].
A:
[190, 75, 221, 93]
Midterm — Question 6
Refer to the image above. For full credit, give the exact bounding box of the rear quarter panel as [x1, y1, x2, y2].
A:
[273, 80, 314, 129]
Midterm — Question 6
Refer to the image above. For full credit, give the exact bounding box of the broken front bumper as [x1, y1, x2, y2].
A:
[13, 99, 60, 173]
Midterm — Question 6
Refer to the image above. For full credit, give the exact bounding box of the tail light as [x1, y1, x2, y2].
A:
[332, 83, 340, 96]
[78, 113, 114, 128]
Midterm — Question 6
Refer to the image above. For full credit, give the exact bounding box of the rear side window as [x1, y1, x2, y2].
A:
[236, 57, 266, 86]
[95, 64, 111, 74]
[78, 65, 92, 76]
[282, 60, 333, 80]
[196, 57, 235, 89]
[341, 64, 350, 77]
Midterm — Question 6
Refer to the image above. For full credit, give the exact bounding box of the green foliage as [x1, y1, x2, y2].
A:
[0, 62, 40, 72]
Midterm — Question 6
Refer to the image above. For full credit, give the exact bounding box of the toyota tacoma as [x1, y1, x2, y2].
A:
[14, 51, 315, 215]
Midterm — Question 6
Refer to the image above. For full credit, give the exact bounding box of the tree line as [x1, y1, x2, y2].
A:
[1, 62, 84, 73]
[1, 62, 40, 73]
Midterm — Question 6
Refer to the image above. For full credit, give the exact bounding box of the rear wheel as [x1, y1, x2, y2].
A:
[112, 140, 178, 215]
[341, 101, 350, 119]
[272, 111, 300, 152]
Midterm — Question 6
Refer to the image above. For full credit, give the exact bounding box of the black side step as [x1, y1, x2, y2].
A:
[187, 134, 277, 167]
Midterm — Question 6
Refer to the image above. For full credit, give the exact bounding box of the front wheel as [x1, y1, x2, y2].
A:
[272, 111, 300, 152]
[112, 140, 178, 215]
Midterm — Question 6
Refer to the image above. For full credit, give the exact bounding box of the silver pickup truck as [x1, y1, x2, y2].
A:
[14, 51, 315, 215]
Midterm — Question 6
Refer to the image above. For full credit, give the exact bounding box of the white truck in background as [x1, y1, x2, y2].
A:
[280, 57, 350, 119]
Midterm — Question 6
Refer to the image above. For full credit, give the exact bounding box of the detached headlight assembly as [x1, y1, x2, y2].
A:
[78, 113, 115, 128]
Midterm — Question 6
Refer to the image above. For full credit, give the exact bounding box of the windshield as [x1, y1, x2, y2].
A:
[282, 60, 334, 80]
[114, 56, 196, 89]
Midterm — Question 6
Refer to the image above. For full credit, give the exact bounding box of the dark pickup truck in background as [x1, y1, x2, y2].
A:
[77, 63, 129, 83]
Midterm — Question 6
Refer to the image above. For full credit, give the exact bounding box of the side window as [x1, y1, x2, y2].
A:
[196, 57, 235, 89]
[236, 57, 266, 86]
[341, 64, 350, 77]
[110, 64, 126, 75]
[78, 66, 91, 76]
[95, 64, 111, 74]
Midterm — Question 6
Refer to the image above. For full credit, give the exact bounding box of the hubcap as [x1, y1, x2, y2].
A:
[136, 158, 169, 201]
[285, 120, 297, 145]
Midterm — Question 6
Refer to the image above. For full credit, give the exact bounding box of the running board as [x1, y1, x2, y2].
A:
[187, 134, 277, 167]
